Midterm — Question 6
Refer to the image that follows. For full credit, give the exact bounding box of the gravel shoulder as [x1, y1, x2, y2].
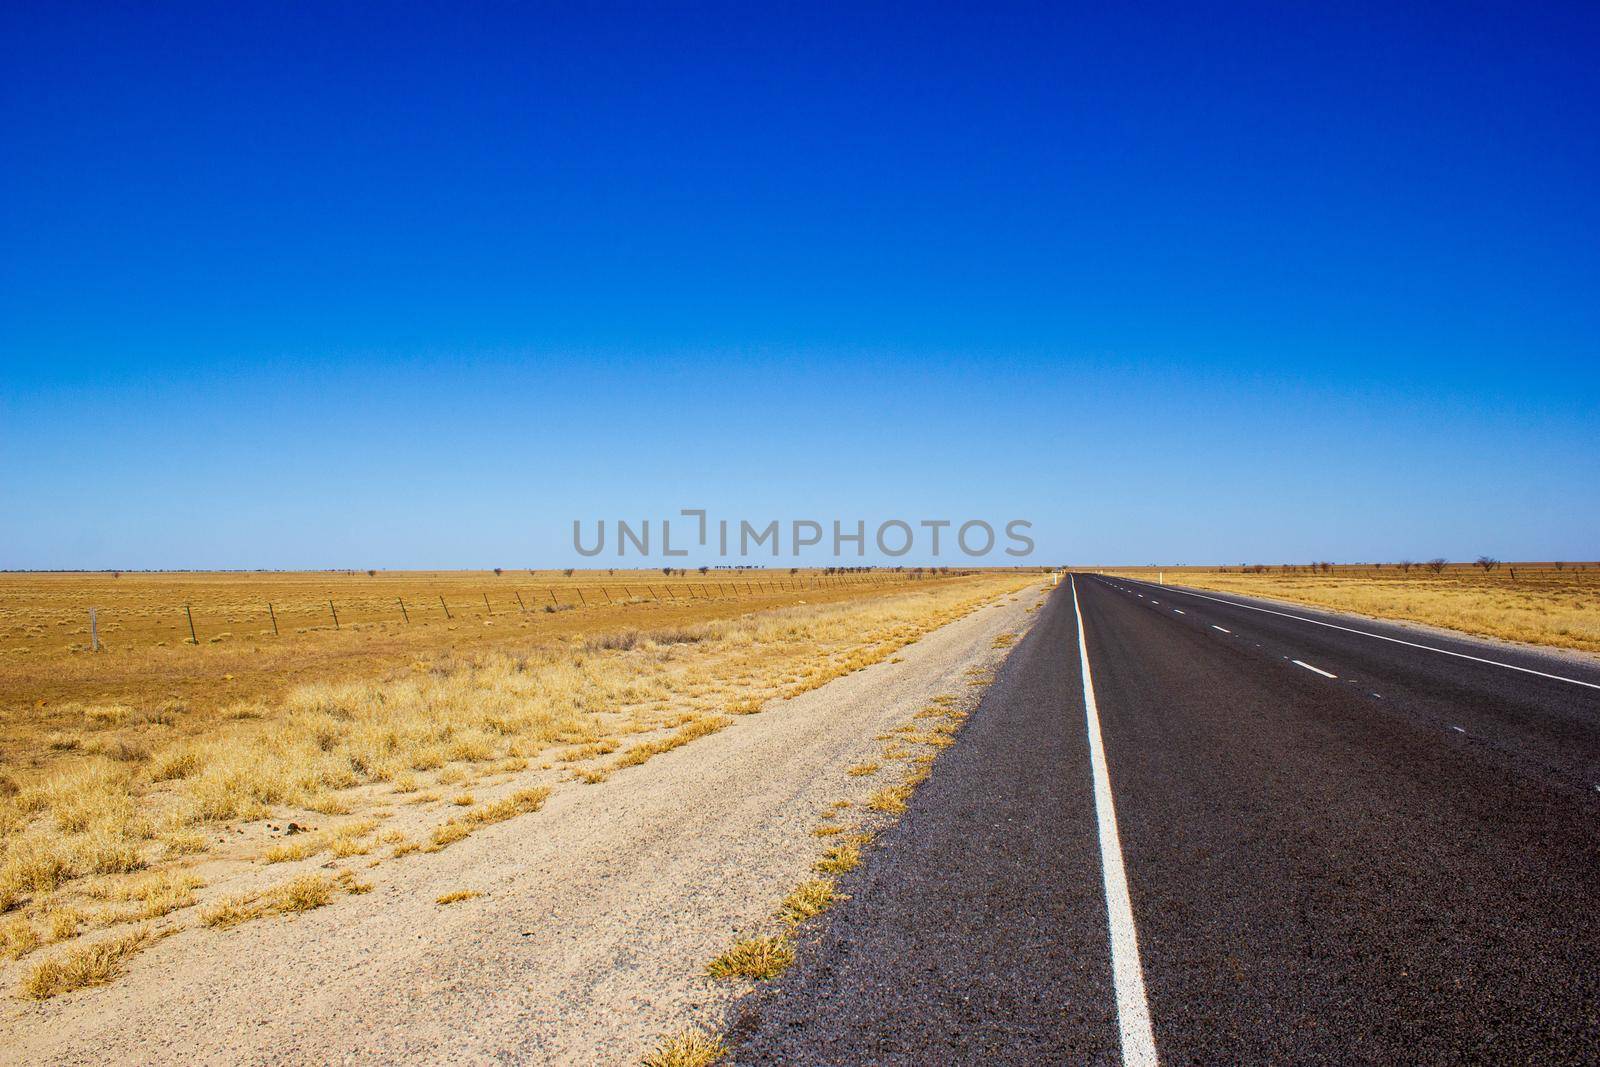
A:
[728, 580, 1121, 1064]
[0, 584, 1045, 1066]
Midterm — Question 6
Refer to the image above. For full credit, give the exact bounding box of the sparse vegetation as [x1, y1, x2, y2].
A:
[21, 926, 166, 999]
[778, 879, 842, 925]
[706, 934, 794, 980]
[642, 1028, 728, 1067]
[0, 570, 1031, 999]
[815, 840, 861, 875]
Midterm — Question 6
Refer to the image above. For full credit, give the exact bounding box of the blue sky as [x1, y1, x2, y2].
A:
[3, 2, 1596, 568]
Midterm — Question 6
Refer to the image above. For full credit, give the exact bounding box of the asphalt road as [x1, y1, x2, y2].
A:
[731, 574, 1600, 1064]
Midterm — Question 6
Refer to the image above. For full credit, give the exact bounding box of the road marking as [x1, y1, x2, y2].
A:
[1114, 580, 1600, 692]
[1212, 625, 1230, 633]
[1293, 660, 1337, 678]
[1070, 576, 1159, 1067]
[1173, 609, 1184, 615]
[1449, 725, 1466, 733]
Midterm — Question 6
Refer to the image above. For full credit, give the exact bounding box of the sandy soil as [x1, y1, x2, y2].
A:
[0, 585, 1045, 1065]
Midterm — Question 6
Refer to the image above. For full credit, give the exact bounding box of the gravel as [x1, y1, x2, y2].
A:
[0, 586, 1042, 1066]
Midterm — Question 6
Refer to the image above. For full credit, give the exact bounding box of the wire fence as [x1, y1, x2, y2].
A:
[28, 569, 989, 652]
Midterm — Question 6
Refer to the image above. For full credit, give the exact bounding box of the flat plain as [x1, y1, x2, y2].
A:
[1101, 562, 1600, 654]
[0, 567, 1036, 1026]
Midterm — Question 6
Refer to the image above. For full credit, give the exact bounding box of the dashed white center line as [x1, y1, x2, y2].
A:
[1211, 625, 1231, 634]
[1173, 610, 1184, 615]
[1293, 660, 1337, 679]
[1126, 579, 1600, 692]
[1449, 725, 1467, 733]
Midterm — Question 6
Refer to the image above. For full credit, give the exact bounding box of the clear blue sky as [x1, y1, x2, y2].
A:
[3, 2, 1596, 568]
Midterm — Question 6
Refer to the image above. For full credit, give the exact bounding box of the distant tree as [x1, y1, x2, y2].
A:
[1474, 556, 1500, 573]
[1554, 561, 1566, 571]
[564, 568, 575, 577]
[1398, 560, 1415, 573]
[790, 567, 799, 575]
[698, 565, 709, 575]
[367, 569, 377, 578]
[493, 567, 503, 577]
[661, 566, 672, 576]
[1426, 558, 1448, 574]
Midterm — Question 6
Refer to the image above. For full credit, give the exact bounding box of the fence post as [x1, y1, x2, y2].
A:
[268, 602, 279, 636]
[548, 587, 558, 604]
[576, 587, 587, 606]
[398, 597, 410, 624]
[185, 603, 198, 645]
[515, 591, 526, 613]
[440, 595, 452, 620]
[329, 600, 340, 629]
[89, 608, 99, 652]
[483, 593, 492, 616]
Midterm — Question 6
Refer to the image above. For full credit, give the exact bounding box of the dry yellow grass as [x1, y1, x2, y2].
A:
[0, 570, 1033, 997]
[1105, 563, 1600, 653]
[814, 840, 862, 876]
[611, 716, 732, 770]
[435, 890, 482, 905]
[705, 934, 794, 980]
[199, 873, 338, 929]
[642, 1028, 728, 1067]
[0, 568, 957, 736]
[20, 925, 168, 999]
[778, 879, 842, 925]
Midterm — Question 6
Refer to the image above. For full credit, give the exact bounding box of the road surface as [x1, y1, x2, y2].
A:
[731, 574, 1600, 1064]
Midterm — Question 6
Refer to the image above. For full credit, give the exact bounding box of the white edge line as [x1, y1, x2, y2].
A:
[1293, 659, 1337, 679]
[1111, 579, 1600, 692]
[1071, 575, 1159, 1066]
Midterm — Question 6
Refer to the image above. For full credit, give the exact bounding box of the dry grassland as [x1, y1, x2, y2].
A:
[0, 570, 1034, 999]
[0, 569, 947, 757]
[1101, 563, 1600, 653]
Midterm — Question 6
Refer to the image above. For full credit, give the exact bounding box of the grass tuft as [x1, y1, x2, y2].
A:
[21, 926, 165, 999]
[436, 889, 483, 905]
[706, 934, 794, 980]
[642, 1028, 728, 1067]
[778, 878, 842, 925]
[814, 840, 861, 875]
